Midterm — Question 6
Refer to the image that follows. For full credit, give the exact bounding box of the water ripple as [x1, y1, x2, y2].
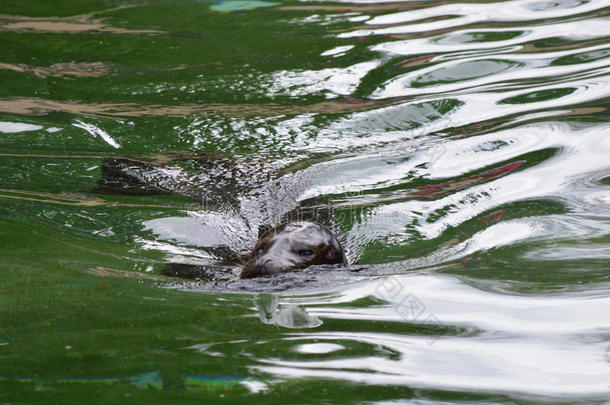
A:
[1, 0, 609, 401]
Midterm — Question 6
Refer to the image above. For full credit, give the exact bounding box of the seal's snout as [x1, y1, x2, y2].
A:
[240, 221, 346, 279]
[240, 257, 276, 279]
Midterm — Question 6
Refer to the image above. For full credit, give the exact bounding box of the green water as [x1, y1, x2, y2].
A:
[1, 0, 609, 403]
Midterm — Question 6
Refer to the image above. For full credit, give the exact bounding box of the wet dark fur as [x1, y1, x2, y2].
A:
[240, 221, 347, 278]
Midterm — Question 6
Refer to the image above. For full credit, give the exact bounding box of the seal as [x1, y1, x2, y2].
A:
[240, 221, 347, 278]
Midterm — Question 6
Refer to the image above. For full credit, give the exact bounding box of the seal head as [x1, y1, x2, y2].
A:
[240, 221, 347, 278]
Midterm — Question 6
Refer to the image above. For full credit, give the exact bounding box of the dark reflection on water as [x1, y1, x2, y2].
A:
[0, 0, 609, 402]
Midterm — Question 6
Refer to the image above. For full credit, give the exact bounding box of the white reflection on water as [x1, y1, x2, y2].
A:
[72, 120, 121, 149]
[340, 0, 610, 38]
[372, 45, 610, 98]
[142, 210, 257, 256]
[249, 275, 610, 398]
[320, 45, 355, 57]
[289, 122, 610, 256]
[268, 60, 382, 98]
[0, 121, 43, 133]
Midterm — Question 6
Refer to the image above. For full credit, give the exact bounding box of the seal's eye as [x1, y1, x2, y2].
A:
[298, 249, 314, 257]
[256, 247, 264, 255]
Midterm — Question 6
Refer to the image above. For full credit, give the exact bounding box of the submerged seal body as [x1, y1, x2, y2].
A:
[240, 221, 347, 278]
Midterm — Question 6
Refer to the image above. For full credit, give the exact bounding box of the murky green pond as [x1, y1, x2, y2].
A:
[1, 0, 609, 403]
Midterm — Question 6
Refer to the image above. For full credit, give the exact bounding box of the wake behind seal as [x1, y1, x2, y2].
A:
[240, 221, 347, 278]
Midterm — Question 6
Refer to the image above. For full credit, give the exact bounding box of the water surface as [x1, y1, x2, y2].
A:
[1, 0, 609, 403]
